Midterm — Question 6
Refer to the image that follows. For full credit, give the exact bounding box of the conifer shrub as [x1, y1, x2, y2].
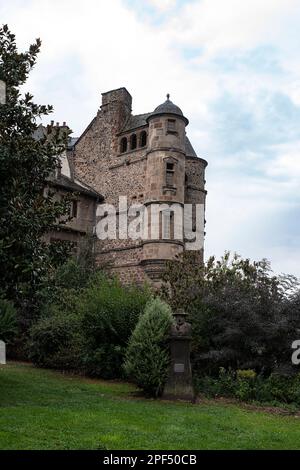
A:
[124, 298, 173, 397]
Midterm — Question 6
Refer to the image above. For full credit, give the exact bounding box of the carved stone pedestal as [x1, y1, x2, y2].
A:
[163, 310, 194, 401]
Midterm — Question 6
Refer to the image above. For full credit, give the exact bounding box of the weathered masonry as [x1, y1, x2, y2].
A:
[69, 88, 207, 285]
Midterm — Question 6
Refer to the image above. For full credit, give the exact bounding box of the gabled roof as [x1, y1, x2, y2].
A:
[120, 113, 151, 133]
[49, 174, 103, 200]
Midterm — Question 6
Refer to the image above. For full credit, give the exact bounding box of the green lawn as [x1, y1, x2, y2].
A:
[1, 362, 300, 450]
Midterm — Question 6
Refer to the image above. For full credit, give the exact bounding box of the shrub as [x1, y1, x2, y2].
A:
[195, 368, 258, 401]
[195, 369, 300, 406]
[235, 369, 257, 401]
[29, 269, 151, 376]
[0, 298, 18, 342]
[28, 307, 83, 370]
[79, 274, 151, 379]
[258, 373, 300, 404]
[124, 298, 173, 397]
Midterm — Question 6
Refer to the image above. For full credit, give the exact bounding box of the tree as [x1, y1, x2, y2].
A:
[162, 251, 300, 376]
[0, 25, 72, 328]
[124, 298, 173, 397]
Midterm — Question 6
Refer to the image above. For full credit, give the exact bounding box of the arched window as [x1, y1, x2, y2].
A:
[130, 134, 137, 150]
[120, 137, 127, 153]
[139, 131, 147, 147]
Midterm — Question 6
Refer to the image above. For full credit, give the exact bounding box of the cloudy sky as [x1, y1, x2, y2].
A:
[1, 0, 300, 277]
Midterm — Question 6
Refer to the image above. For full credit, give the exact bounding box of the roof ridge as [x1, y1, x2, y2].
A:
[132, 112, 152, 117]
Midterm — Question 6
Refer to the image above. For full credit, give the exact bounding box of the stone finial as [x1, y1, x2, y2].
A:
[166, 93, 170, 100]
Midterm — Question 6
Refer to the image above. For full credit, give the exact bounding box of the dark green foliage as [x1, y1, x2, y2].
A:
[28, 257, 90, 369]
[0, 298, 17, 342]
[29, 260, 151, 377]
[124, 298, 173, 397]
[0, 25, 72, 327]
[79, 275, 151, 378]
[28, 309, 83, 370]
[38, 256, 93, 309]
[162, 251, 300, 376]
[195, 368, 300, 407]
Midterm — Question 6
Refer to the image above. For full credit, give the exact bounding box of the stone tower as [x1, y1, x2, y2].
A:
[141, 96, 189, 282]
[70, 87, 207, 285]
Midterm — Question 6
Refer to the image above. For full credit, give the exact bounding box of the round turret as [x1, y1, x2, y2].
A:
[147, 94, 188, 152]
[147, 94, 189, 125]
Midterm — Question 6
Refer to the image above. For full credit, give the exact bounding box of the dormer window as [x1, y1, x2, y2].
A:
[120, 137, 127, 153]
[130, 134, 137, 150]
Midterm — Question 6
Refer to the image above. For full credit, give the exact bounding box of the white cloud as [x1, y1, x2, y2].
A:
[167, 0, 300, 57]
[146, 0, 176, 12]
[265, 143, 300, 180]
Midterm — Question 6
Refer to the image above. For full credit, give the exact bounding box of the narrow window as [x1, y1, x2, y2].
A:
[130, 134, 137, 150]
[120, 137, 127, 153]
[167, 119, 176, 131]
[71, 200, 78, 218]
[161, 210, 174, 239]
[140, 131, 147, 147]
[166, 162, 175, 186]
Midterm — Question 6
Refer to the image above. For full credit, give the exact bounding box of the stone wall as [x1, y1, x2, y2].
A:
[44, 188, 97, 248]
[71, 88, 207, 285]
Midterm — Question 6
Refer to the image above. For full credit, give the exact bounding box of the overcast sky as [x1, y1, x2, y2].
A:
[1, 0, 300, 277]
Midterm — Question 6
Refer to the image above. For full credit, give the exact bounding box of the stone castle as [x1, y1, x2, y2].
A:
[59, 87, 207, 285]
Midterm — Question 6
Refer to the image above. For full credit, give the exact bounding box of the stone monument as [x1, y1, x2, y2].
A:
[163, 309, 194, 401]
[0, 340, 6, 365]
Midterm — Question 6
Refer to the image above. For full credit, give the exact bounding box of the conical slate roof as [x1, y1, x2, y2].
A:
[154, 97, 184, 116]
[147, 94, 189, 125]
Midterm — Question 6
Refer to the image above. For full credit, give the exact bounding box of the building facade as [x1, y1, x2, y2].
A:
[69, 87, 207, 285]
[35, 123, 103, 249]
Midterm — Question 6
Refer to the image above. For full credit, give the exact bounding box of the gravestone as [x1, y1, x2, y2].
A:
[163, 310, 194, 401]
[0, 80, 6, 105]
[0, 340, 6, 365]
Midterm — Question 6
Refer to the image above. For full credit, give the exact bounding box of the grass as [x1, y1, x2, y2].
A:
[1, 362, 300, 450]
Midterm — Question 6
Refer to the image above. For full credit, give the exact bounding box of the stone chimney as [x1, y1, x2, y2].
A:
[100, 87, 132, 132]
